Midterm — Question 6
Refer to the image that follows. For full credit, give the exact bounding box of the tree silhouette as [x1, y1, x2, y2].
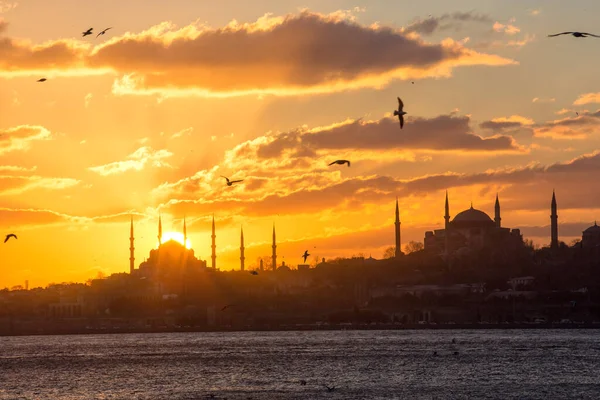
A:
[404, 241, 424, 254]
[382, 246, 396, 259]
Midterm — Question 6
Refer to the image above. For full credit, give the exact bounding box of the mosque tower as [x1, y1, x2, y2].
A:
[157, 213, 162, 247]
[444, 190, 450, 255]
[395, 197, 401, 258]
[183, 215, 187, 247]
[240, 226, 245, 271]
[129, 215, 135, 274]
[494, 194, 501, 228]
[211, 215, 216, 269]
[272, 224, 277, 271]
[551, 190, 558, 249]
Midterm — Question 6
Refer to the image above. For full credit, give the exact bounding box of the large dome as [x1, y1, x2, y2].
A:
[452, 206, 493, 224]
[584, 222, 600, 234]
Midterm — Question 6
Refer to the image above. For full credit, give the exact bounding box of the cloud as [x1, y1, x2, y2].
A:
[0, 165, 36, 172]
[0, 207, 148, 229]
[0, 175, 80, 196]
[171, 127, 193, 139]
[0, 10, 516, 97]
[574, 92, 600, 106]
[493, 21, 520, 35]
[532, 97, 555, 103]
[84, 93, 92, 107]
[528, 9, 541, 16]
[0, 2, 17, 14]
[403, 11, 492, 35]
[230, 114, 523, 164]
[88, 146, 174, 176]
[533, 109, 600, 139]
[0, 125, 52, 155]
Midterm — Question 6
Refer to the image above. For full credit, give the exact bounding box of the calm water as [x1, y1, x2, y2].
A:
[1, 329, 600, 399]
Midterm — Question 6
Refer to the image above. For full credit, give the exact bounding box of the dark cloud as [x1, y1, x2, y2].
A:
[405, 11, 492, 35]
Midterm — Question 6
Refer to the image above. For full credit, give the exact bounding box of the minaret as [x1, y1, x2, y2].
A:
[551, 190, 558, 249]
[157, 213, 162, 247]
[240, 226, 245, 271]
[394, 197, 401, 258]
[129, 215, 135, 274]
[183, 215, 187, 248]
[211, 214, 216, 269]
[272, 223, 277, 271]
[494, 193, 501, 228]
[444, 190, 450, 255]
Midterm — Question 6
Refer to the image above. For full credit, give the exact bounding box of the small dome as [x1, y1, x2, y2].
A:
[452, 206, 493, 224]
[584, 221, 600, 234]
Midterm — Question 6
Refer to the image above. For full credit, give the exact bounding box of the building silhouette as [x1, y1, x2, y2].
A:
[211, 215, 216, 269]
[424, 192, 523, 255]
[129, 215, 135, 274]
[582, 221, 600, 248]
[272, 224, 277, 271]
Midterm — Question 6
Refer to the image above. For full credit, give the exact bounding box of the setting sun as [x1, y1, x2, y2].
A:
[159, 232, 192, 249]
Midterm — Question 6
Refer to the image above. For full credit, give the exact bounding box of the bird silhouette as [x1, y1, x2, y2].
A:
[324, 384, 335, 392]
[250, 270, 258, 275]
[82, 28, 93, 37]
[4, 234, 17, 243]
[393, 97, 407, 129]
[302, 250, 310, 263]
[221, 304, 235, 311]
[37, 78, 47, 82]
[328, 160, 350, 167]
[96, 27, 112, 38]
[548, 31, 600, 38]
[221, 176, 243, 186]
[300, 380, 307, 386]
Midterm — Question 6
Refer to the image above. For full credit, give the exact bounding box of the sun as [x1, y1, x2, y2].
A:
[160, 232, 192, 249]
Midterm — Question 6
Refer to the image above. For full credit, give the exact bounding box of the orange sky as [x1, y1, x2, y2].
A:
[1, 1, 599, 288]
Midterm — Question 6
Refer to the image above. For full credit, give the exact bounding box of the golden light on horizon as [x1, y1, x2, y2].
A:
[159, 232, 192, 249]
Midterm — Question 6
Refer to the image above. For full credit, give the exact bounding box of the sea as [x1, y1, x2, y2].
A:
[1, 329, 600, 399]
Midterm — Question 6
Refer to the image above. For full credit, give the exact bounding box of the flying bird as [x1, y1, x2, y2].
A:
[328, 160, 350, 167]
[96, 27, 113, 38]
[4, 234, 17, 243]
[299, 380, 307, 386]
[37, 78, 47, 82]
[393, 97, 407, 129]
[324, 385, 336, 392]
[221, 176, 243, 186]
[221, 304, 235, 311]
[548, 31, 600, 38]
[302, 250, 310, 263]
[82, 28, 93, 37]
[250, 270, 258, 275]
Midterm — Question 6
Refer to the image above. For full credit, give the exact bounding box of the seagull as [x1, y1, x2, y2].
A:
[393, 97, 407, 129]
[82, 28, 93, 37]
[324, 385, 335, 392]
[221, 304, 235, 311]
[328, 160, 350, 167]
[4, 234, 17, 243]
[300, 380, 307, 386]
[302, 250, 310, 263]
[96, 27, 113, 38]
[548, 31, 600, 38]
[250, 270, 258, 275]
[37, 78, 47, 82]
[221, 176, 244, 186]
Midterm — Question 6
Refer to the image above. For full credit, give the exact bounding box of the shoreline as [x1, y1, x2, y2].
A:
[2, 322, 599, 337]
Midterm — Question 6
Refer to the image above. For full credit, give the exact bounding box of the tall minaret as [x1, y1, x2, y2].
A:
[394, 197, 401, 258]
[211, 214, 216, 269]
[183, 215, 187, 248]
[129, 215, 135, 274]
[240, 226, 245, 271]
[551, 190, 558, 249]
[157, 213, 162, 247]
[494, 193, 501, 228]
[444, 190, 450, 255]
[272, 223, 277, 271]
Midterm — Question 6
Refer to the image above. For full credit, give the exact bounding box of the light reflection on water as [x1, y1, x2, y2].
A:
[1, 329, 600, 399]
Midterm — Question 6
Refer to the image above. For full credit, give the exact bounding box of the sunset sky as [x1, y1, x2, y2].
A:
[1, 0, 599, 288]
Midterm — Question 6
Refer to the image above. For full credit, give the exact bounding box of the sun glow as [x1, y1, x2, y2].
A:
[159, 231, 192, 249]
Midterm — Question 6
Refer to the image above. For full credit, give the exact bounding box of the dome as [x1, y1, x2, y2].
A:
[452, 206, 493, 224]
[584, 221, 600, 234]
